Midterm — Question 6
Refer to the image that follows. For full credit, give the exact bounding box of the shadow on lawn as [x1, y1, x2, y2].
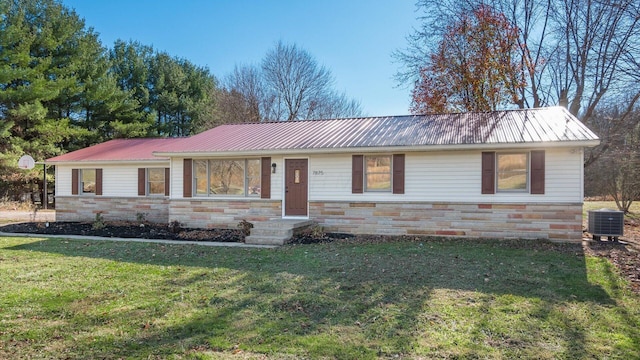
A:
[5, 237, 626, 358]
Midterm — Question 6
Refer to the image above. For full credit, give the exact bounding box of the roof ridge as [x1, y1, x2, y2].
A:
[219, 107, 567, 126]
[412, 106, 565, 116]
[221, 114, 418, 126]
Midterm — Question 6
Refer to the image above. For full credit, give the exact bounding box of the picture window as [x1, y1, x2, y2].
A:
[194, 159, 261, 197]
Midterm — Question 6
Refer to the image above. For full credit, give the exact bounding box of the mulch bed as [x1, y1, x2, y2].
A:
[0, 221, 244, 242]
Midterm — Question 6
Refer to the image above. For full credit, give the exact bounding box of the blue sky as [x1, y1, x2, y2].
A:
[61, 0, 420, 116]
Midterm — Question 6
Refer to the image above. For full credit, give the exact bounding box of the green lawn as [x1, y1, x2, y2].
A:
[1, 236, 639, 359]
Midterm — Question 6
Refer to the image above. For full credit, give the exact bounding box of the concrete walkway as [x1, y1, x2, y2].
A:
[0, 231, 277, 248]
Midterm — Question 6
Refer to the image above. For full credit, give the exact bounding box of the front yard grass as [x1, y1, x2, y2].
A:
[1, 236, 639, 359]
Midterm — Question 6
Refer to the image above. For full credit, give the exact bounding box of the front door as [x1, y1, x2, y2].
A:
[284, 159, 308, 217]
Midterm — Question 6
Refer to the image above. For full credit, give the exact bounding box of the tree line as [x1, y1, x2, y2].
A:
[396, 0, 640, 211]
[0, 0, 362, 200]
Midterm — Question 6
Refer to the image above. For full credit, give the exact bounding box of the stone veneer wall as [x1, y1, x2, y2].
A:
[55, 196, 170, 223]
[169, 199, 282, 229]
[310, 201, 583, 242]
[55, 197, 582, 241]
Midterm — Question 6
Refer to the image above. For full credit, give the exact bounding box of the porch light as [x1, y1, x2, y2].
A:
[272, 163, 277, 173]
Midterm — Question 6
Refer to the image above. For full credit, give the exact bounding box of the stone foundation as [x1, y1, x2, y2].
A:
[169, 199, 282, 229]
[55, 197, 583, 242]
[310, 201, 583, 242]
[55, 196, 170, 223]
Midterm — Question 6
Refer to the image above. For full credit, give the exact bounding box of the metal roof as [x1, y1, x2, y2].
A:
[47, 107, 600, 162]
[156, 107, 599, 155]
[47, 138, 182, 163]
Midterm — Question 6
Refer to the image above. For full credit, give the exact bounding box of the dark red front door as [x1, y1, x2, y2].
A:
[285, 159, 308, 216]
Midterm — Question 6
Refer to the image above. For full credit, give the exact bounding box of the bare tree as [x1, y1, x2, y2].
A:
[260, 41, 363, 121]
[190, 89, 252, 133]
[262, 41, 332, 121]
[211, 42, 362, 124]
[319, 91, 363, 119]
[224, 64, 270, 122]
[554, 0, 640, 119]
[585, 108, 640, 212]
[395, 0, 640, 166]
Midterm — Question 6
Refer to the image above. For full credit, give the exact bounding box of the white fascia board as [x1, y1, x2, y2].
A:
[46, 159, 170, 166]
[153, 140, 601, 158]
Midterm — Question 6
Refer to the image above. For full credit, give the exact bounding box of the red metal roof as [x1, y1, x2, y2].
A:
[46, 138, 183, 163]
[156, 107, 599, 155]
[47, 107, 600, 162]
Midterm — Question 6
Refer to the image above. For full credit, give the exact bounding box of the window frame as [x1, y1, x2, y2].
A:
[146, 168, 166, 196]
[193, 158, 262, 197]
[364, 154, 392, 192]
[80, 169, 97, 195]
[495, 152, 529, 193]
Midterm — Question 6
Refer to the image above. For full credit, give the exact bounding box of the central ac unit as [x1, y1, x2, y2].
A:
[588, 209, 624, 241]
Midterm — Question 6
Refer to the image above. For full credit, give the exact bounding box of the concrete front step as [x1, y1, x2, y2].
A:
[244, 235, 291, 246]
[245, 219, 315, 245]
[250, 228, 294, 237]
[256, 219, 315, 229]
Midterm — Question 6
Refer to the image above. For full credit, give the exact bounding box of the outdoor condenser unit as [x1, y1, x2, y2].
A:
[588, 209, 624, 241]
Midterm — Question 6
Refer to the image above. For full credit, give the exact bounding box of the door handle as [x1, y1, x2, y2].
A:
[285, 186, 289, 193]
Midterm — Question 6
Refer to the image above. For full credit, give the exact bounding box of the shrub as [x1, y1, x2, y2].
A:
[309, 224, 325, 238]
[237, 219, 254, 236]
[136, 212, 147, 224]
[92, 212, 105, 230]
[169, 220, 182, 234]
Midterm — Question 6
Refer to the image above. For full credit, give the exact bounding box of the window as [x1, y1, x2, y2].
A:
[81, 169, 96, 194]
[496, 153, 528, 191]
[246, 159, 261, 195]
[72, 169, 102, 195]
[365, 155, 391, 192]
[147, 168, 165, 195]
[138, 168, 169, 196]
[194, 159, 261, 197]
[352, 154, 404, 194]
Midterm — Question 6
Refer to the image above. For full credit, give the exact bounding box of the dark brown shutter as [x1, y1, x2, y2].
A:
[138, 168, 146, 196]
[352, 155, 364, 194]
[392, 154, 405, 194]
[183, 159, 192, 198]
[261, 157, 271, 199]
[95, 169, 103, 196]
[530, 150, 545, 194]
[71, 169, 79, 195]
[164, 167, 170, 196]
[481, 152, 495, 194]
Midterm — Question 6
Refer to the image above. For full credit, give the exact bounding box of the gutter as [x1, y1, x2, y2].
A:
[152, 140, 601, 158]
[45, 159, 171, 166]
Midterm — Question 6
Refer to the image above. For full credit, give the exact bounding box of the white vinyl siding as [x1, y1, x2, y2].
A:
[55, 166, 71, 196]
[57, 148, 582, 204]
[55, 162, 169, 197]
[308, 148, 583, 203]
